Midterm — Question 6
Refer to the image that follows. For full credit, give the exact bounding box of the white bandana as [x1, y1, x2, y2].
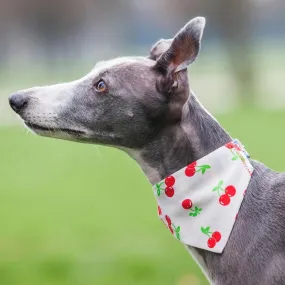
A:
[153, 140, 254, 253]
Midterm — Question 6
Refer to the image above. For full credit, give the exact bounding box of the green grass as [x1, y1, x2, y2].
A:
[1, 108, 285, 285]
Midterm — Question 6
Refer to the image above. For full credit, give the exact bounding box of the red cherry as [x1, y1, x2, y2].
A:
[234, 145, 241, 151]
[182, 199, 193, 210]
[165, 215, 172, 225]
[225, 142, 234, 149]
[158, 206, 162, 215]
[165, 176, 175, 187]
[165, 187, 175, 197]
[168, 225, 174, 234]
[225, 185, 236, 197]
[207, 237, 217, 248]
[219, 194, 231, 206]
[212, 231, 221, 242]
[185, 167, 196, 177]
[187, 161, 197, 168]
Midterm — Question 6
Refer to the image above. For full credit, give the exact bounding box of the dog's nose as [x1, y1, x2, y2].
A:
[9, 93, 28, 113]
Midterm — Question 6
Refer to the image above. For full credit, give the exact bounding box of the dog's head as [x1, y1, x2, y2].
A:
[9, 17, 205, 149]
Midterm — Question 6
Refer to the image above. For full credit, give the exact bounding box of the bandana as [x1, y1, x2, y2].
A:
[153, 140, 254, 253]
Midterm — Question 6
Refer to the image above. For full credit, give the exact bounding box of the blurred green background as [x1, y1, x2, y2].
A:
[2, 109, 285, 285]
[0, 0, 285, 284]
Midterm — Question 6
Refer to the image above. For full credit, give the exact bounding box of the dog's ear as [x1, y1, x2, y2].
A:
[149, 39, 173, 61]
[154, 17, 205, 74]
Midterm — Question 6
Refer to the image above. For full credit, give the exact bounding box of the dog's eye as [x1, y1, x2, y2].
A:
[95, 79, 107, 93]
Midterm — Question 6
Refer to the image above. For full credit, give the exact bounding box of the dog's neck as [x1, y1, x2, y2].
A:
[127, 92, 232, 184]
[123, 91, 232, 282]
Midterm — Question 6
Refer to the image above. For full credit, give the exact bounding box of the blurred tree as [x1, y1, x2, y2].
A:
[212, 0, 255, 108]
[0, 0, 13, 66]
[170, 0, 256, 108]
[23, 0, 85, 66]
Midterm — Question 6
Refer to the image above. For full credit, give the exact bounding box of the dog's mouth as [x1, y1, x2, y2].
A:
[25, 122, 85, 136]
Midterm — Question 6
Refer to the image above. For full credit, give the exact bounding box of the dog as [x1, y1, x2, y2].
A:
[8, 17, 285, 285]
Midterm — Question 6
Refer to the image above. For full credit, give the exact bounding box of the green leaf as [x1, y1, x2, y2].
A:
[193, 213, 197, 217]
[176, 226, 180, 233]
[195, 206, 199, 211]
[201, 227, 207, 234]
[176, 233, 181, 240]
[189, 213, 194, 216]
[212, 186, 219, 192]
[199, 208, 202, 212]
[218, 180, 223, 186]
[205, 226, 210, 233]
[201, 165, 210, 174]
[232, 156, 238, 161]
[157, 189, 160, 196]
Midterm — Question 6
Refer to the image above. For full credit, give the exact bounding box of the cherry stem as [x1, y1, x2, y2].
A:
[231, 149, 239, 158]
[156, 183, 165, 191]
[205, 232, 213, 238]
[218, 186, 225, 196]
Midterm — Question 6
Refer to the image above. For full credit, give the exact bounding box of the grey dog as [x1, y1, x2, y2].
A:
[8, 17, 285, 285]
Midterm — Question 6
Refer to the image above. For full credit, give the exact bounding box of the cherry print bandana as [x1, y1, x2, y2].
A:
[153, 140, 254, 253]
